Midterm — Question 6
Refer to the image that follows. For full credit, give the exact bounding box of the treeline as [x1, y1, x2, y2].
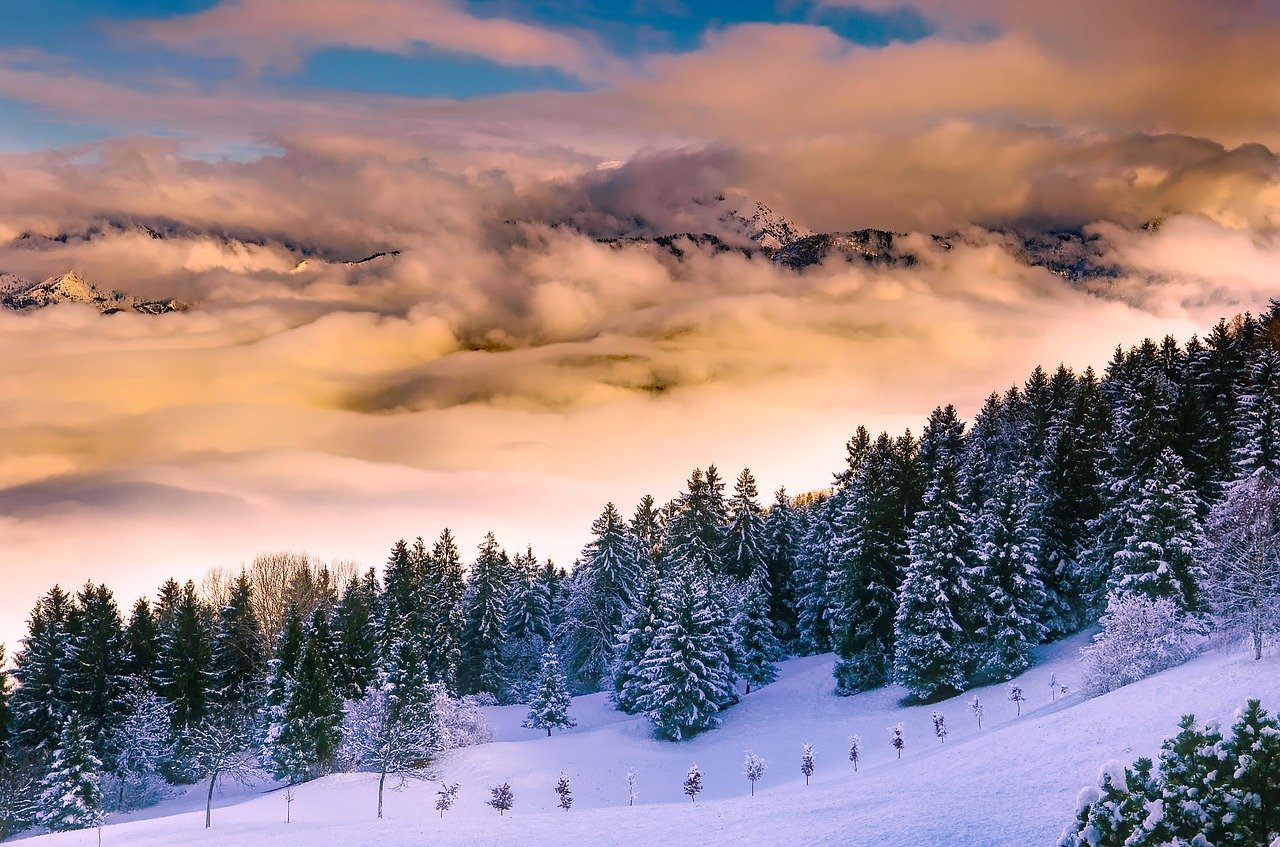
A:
[0, 303, 1278, 836]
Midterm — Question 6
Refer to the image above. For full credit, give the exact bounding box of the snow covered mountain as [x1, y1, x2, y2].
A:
[19, 635, 1278, 847]
[0, 270, 187, 315]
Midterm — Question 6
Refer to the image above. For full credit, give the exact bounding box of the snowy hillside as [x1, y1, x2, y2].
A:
[17, 635, 1279, 847]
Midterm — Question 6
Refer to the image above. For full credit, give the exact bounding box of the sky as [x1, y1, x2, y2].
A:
[1, 0, 1279, 649]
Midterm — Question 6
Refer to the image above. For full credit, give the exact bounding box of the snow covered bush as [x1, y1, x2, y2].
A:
[431, 686, 494, 750]
[1079, 594, 1203, 696]
[743, 751, 767, 796]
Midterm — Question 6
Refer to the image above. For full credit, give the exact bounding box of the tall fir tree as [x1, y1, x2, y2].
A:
[1232, 348, 1280, 478]
[793, 495, 835, 655]
[10, 586, 75, 752]
[972, 467, 1048, 679]
[733, 564, 782, 693]
[66, 583, 129, 762]
[522, 647, 576, 736]
[1108, 448, 1205, 612]
[157, 581, 214, 732]
[722, 469, 768, 581]
[330, 574, 379, 700]
[210, 573, 265, 713]
[37, 716, 105, 832]
[892, 466, 971, 700]
[265, 623, 343, 782]
[459, 533, 509, 696]
[564, 503, 641, 692]
[634, 566, 736, 740]
[612, 558, 661, 715]
[123, 598, 160, 684]
[761, 487, 801, 645]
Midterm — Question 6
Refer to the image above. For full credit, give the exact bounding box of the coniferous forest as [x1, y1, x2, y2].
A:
[2, 303, 1280, 839]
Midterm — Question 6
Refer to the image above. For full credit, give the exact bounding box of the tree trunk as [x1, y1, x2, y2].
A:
[378, 767, 387, 819]
[1254, 617, 1264, 660]
[206, 771, 218, 829]
[547, 728, 552, 737]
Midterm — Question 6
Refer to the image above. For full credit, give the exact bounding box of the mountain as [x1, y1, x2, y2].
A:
[0, 270, 187, 315]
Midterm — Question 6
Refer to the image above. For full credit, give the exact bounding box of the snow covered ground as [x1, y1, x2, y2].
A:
[16, 633, 1280, 847]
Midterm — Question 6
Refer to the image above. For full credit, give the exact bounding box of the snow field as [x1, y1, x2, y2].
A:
[18, 632, 1280, 847]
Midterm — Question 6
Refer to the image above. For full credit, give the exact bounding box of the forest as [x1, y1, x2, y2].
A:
[1, 302, 1278, 839]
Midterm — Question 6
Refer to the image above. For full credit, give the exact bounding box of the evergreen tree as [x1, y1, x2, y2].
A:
[459, 533, 509, 696]
[37, 716, 105, 832]
[523, 648, 576, 737]
[664, 469, 726, 575]
[793, 495, 835, 654]
[761, 487, 801, 644]
[10, 586, 74, 752]
[66, 582, 129, 764]
[630, 495, 664, 570]
[1220, 699, 1280, 844]
[611, 559, 661, 715]
[1153, 715, 1233, 845]
[500, 549, 553, 702]
[634, 566, 735, 740]
[564, 504, 640, 692]
[800, 744, 814, 785]
[123, 598, 159, 684]
[1232, 349, 1280, 478]
[733, 565, 782, 693]
[1109, 448, 1205, 612]
[265, 624, 343, 782]
[972, 468, 1049, 679]
[261, 605, 305, 766]
[157, 581, 213, 732]
[830, 433, 910, 693]
[426, 530, 466, 690]
[0, 646, 10, 755]
[330, 575, 378, 700]
[722, 469, 768, 581]
[892, 467, 971, 700]
[211, 573, 265, 713]
[1059, 760, 1156, 847]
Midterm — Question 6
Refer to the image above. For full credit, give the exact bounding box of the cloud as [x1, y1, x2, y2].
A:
[136, 0, 624, 81]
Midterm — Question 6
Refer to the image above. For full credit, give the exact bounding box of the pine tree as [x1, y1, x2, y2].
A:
[634, 566, 736, 740]
[37, 716, 105, 832]
[793, 495, 835, 654]
[330, 575, 378, 700]
[459, 533, 509, 696]
[761, 488, 801, 645]
[683, 763, 702, 802]
[0, 645, 10, 755]
[66, 582, 129, 764]
[555, 773, 573, 810]
[1154, 715, 1232, 845]
[500, 548, 553, 702]
[612, 559, 661, 715]
[1232, 349, 1280, 478]
[722, 469, 768, 580]
[972, 468, 1049, 679]
[744, 751, 767, 795]
[1220, 699, 1280, 844]
[157, 581, 214, 732]
[630, 495, 664, 570]
[523, 648, 576, 737]
[265, 623, 343, 782]
[1109, 448, 1205, 612]
[664, 469, 726, 575]
[564, 503, 640, 693]
[211, 573, 265, 713]
[893, 467, 971, 700]
[830, 433, 910, 693]
[10, 586, 74, 752]
[488, 782, 514, 815]
[733, 564, 782, 693]
[1059, 760, 1154, 847]
[123, 598, 159, 684]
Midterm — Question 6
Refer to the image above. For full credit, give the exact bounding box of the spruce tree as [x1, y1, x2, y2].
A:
[972, 468, 1049, 679]
[123, 598, 159, 684]
[564, 503, 640, 692]
[1109, 448, 1205, 612]
[722, 469, 768, 580]
[733, 565, 782, 693]
[761, 487, 801, 645]
[425, 530, 466, 690]
[635, 566, 735, 740]
[1154, 715, 1232, 845]
[664, 469, 726, 575]
[330, 575, 378, 700]
[1232, 349, 1280, 478]
[1220, 699, 1280, 844]
[157, 581, 213, 732]
[459, 533, 509, 696]
[612, 560, 661, 715]
[37, 716, 105, 832]
[829, 433, 910, 693]
[500, 549, 552, 702]
[523, 648, 576, 737]
[793, 495, 835, 655]
[66, 582, 129, 763]
[266, 624, 343, 782]
[892, 466, 971, 700]
[10, 586, 74, 752]
[211, 573, 265, 712]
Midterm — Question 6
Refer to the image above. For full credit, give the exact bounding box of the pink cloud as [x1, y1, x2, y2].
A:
[136, 0, 624, 82]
